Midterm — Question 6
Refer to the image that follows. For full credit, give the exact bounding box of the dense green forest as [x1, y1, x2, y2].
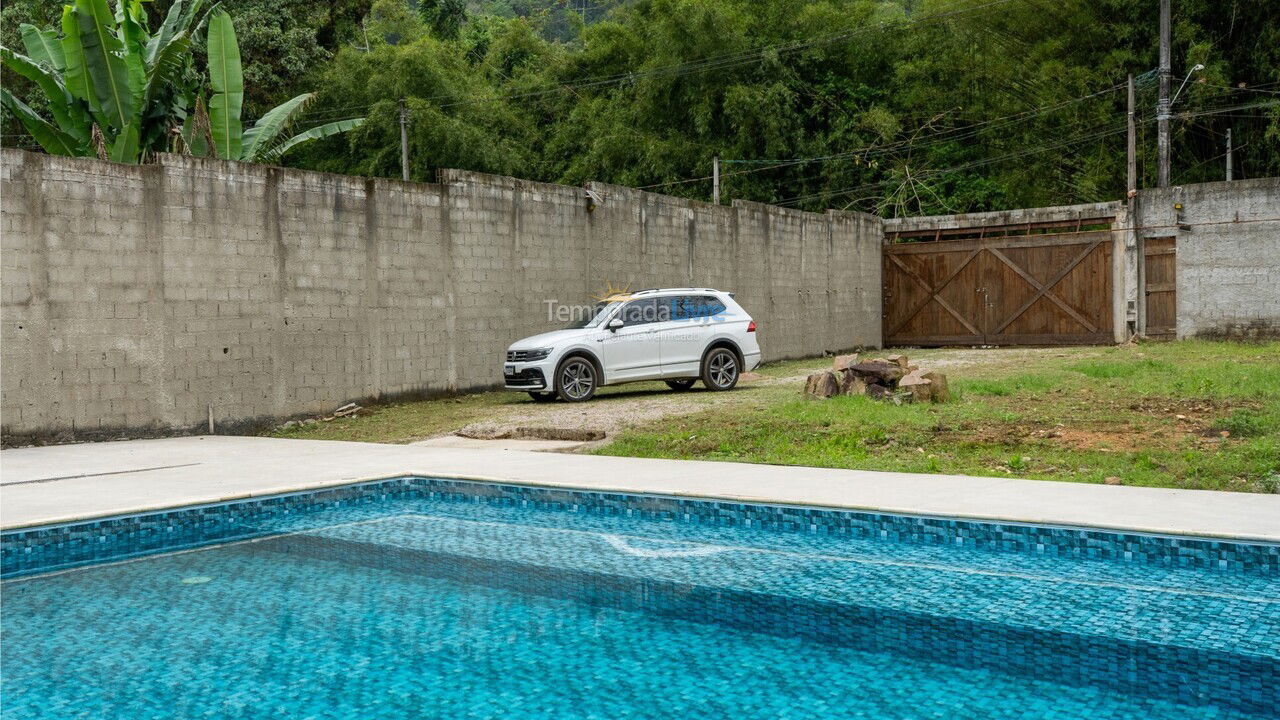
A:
[3, 0, 1277, 216]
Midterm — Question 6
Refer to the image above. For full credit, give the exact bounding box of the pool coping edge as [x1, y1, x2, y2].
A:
[4, 470, 1279, 546]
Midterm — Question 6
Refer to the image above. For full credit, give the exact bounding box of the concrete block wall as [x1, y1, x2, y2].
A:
[1132, 177, 1280, 339]
[1, 150, 882, 442]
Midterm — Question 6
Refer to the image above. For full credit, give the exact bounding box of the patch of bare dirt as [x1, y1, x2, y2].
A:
[443, 372, 795, 445]
[1125, 396, 1260, 418]
[1046, 429, 1170, 452]
[456, 423, 604, 442]
[894, 346, 1109, 372]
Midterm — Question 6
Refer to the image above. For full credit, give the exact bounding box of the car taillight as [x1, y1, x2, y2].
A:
[747, 321, 756, 332]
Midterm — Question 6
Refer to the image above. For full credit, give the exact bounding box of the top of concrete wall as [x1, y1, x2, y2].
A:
[1137, 176, 1280, 205]
[588, 179, 732, 212]
[883, 200, 1123, 233]
[439, 167, 582, 199]
[5, 147, 1274, 235]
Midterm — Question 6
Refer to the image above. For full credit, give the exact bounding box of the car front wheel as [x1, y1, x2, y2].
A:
[701, 347, 740, 391]
[556, 357, 598, 402]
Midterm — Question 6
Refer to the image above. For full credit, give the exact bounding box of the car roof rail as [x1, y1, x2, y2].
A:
[631, 287, 721, 296]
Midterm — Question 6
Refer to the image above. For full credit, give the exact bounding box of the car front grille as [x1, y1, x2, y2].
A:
[506, 349, 548, 362]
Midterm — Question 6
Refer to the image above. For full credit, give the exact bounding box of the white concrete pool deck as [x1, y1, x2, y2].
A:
[1, 436, 1278, 541]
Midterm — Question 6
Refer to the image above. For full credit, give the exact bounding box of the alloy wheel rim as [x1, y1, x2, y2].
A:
[561, 361, 594, 399]
[709, 352, 737, 387]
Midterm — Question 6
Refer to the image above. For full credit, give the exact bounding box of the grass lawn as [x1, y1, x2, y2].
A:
[597, 341, 1280, 493]
[267, 340, 1279, 493]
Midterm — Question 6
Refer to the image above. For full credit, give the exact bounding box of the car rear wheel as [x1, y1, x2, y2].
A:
[528, 391, 557, 403]
[665, 379, 696, 392]
[701, 347, 740, 391]
[555, 357, 598, 402]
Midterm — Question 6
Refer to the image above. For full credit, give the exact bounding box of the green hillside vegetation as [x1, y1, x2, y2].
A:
[4, 0, 1278, 215]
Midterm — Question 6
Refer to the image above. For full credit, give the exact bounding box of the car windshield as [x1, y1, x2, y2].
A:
[565, 301, 622, 329]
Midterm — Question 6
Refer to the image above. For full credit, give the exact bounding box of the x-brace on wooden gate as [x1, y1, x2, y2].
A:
[883, 231, 1113, 346]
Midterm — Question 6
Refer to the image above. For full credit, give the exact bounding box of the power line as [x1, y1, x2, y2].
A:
[774, 121, 1136, 207]
[1198, 83, 1280, 97]
[296, 0, 1024, 123]
[637, 81, 1133, 190]
[1178, 100, 1280, 119]
[774, 100, 1273, 209]
[678, 85, 1254, 198]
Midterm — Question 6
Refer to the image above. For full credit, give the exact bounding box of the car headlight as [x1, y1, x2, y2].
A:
[507, 347, 553, 362]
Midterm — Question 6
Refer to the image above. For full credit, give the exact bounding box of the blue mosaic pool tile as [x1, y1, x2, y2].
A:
[261, 520, 1279, 717]
[4, 477, 1278, 720]
[4, 476, 1279, 578]
[7, 540, 1260, 720]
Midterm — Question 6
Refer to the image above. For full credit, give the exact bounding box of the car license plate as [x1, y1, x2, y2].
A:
[504, 364, 516, 376]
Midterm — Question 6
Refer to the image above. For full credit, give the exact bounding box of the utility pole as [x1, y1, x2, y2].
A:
[712, 156, 720, 205]
[1157, 0, 1171, 187]
[398, 98, 409, 182]
[1127, 73, 1137, 201]
[1225, 128, 1233, 181]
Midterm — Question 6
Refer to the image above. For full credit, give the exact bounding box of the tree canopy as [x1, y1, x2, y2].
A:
[5, 0, 1277, 216]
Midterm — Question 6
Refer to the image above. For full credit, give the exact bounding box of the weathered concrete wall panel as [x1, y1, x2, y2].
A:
[1133, 178, 1280, 340]
[1, 150, 882, 441]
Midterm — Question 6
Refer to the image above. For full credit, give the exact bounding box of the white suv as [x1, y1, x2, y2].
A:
[504, 288, 761, 402]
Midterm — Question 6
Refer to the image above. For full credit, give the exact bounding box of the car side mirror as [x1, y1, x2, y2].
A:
[607, 318, 624, 332]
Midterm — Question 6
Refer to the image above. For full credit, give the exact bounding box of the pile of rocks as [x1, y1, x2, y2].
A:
[804, 353, 950, 404]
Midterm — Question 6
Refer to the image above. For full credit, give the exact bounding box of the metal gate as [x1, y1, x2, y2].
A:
[883, 231, 1114, 346]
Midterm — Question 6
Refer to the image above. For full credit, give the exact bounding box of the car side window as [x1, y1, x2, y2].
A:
[668, 295, 699, 321]
[619, 298, 658, 325]
[698, 296, 726, 317]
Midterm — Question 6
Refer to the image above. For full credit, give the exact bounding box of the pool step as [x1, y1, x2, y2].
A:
[255, 530, 1279, 718]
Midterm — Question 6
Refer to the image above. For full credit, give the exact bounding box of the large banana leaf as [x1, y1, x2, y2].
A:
[143, 31, 190, 109]
[190, 1, 221, 37]
[205, 9, 243, 160]
[145, 0, 182, 61]
[75, 0, 136, 132]
[108, 122, 140, 163]
[117, 0, 148, 50]
[118, 2, 148, 117]
[19, 24, 64, 70]
[60, 6, 89, 102]
[261, 117, 365, 163]
[1, 89, 81, 156]
[240, 92, 313, 161]
[0, 47, 91, 142]
[145, 0, 206, 62]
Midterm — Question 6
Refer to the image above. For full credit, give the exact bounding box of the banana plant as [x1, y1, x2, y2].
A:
[3, 2, 361, 165]
[193, 9, 363, 163]
[1, 0, 212, 163]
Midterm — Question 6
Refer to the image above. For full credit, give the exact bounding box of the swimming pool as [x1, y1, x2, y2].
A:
[2, 477, 1277, 719]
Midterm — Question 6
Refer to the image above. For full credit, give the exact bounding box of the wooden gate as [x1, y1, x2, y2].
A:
[883, 231, 1113, 346]
[1143, 236, 1176, 339]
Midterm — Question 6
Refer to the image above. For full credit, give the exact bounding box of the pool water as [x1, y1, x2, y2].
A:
[3, 492, 1277, 719]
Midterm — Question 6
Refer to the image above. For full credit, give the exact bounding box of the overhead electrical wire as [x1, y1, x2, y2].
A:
[772, 100, 1274, 208]
[294, 0, 1023, 123]
[773, 121, 1136, 207]
[636, 81, 1133, 190]
[641, 84, 1270, 200]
